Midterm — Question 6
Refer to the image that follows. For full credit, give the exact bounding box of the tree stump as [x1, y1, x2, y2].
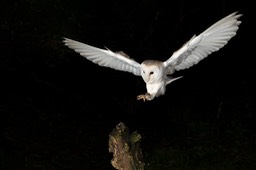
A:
[108, 122, 145, 170]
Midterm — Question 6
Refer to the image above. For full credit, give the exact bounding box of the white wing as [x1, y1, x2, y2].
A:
[163, 12, 242, 74]
[63, 38, 141, 76]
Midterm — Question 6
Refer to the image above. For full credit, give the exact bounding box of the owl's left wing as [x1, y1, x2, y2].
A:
[163, 12, 242, 74]
[63, 38, 141, 76]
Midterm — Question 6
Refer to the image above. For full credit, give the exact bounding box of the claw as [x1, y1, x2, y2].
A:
[137, 93, 152, 102]
[137, 95, 146, 102]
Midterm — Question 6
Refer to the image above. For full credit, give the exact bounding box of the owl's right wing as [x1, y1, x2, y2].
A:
[63, 38, 141, 76]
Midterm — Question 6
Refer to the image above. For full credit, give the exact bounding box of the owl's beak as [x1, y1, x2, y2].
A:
[143, 77, 150, 83]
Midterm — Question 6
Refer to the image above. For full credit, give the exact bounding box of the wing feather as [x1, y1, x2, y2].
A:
[63, 38, 141, 76]
[164, 12, 242, 73]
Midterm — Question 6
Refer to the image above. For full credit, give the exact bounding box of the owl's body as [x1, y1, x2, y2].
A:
[141, 60, 166, 100]
[63, 12, 242, 101]
[139, 60, 182, 100]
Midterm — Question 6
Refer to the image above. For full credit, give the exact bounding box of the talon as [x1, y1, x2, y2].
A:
[137, 95, 146, 102]
[137, 93, 152, 102]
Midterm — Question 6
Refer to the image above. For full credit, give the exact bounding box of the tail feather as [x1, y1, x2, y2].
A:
[166, 76, 183, 85]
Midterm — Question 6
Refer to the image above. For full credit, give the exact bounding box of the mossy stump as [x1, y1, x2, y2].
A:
[109, 122, 145, 170]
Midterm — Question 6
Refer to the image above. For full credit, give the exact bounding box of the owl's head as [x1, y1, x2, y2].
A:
[140, 60, 164, 84]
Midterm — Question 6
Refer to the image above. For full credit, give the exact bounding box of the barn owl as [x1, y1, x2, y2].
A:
[63, 12, 242, 101]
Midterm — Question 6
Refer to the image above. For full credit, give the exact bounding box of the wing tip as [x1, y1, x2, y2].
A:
[229, 11, 243, 22]
[62, 37, 71, 46]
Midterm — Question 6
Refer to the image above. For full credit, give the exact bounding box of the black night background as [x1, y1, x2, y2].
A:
[1, 0, 255, 169]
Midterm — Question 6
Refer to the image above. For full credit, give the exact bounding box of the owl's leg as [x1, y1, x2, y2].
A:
[137, 93, 154, 101]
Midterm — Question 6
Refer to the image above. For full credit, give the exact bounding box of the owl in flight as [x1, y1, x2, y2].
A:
[63, 12, 242, 101]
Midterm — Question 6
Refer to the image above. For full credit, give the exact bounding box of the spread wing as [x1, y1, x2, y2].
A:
[163, 12, 242, 74]
[63, 38, 141, 76]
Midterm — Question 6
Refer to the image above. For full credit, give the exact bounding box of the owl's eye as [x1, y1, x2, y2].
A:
[149, 71, 154, 75]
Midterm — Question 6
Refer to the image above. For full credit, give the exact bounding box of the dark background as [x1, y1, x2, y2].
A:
[1, 0, 255, 169]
